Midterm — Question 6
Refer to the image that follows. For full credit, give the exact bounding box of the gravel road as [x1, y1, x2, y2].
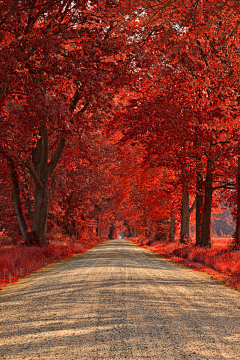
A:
[1, 239, 240, 359]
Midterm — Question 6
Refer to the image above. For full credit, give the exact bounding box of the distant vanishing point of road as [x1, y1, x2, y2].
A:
[1, 239, 240, 360]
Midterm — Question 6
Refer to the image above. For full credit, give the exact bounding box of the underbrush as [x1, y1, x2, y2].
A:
[130, 237, 240, 290]
[0, 237, 107, 289]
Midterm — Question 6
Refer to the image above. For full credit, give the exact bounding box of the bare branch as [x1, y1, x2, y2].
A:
[213, 183, 235, 191]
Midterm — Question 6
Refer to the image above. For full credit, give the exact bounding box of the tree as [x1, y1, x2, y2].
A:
[107, 0, 240, 247]
[0, 0, 130, 244]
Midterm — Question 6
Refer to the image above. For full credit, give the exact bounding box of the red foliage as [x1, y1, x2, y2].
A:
[1, 0, 240, 273]
[130, 237, 240, 290]
[0, 237, 107, 289]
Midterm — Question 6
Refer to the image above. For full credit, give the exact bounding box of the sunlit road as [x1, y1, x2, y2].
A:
[1, 239, 240, 359]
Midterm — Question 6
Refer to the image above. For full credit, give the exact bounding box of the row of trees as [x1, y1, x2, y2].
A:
[1, 0, 240, 248]
[107, 0, 240, 247]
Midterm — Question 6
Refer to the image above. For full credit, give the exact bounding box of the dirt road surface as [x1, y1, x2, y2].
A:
[1, 239, 240, 359]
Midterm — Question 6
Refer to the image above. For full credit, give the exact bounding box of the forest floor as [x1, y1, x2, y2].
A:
[1, 239, 239, 359]
[0, 236, 107, 290]
[130, 237, 240, 291]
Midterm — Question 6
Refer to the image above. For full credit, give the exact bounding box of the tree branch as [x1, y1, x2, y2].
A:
[189, 196, 196, 215]
[0, 83, 7, 99]
[50, 137, 59, 150]
[196, 40, 209, 70]
[23, 160, 43, 189]
[47, 92, 88, 175]
[47, 136, 67, 175]
[47, 90, 84, 175]
[70, 90, 81, 113]
[39, 125, 49, 174]
[212, 183, 235, 191]
[75, 101, 90, 116]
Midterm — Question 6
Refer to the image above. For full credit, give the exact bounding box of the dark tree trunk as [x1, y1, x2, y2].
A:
[234, 142, 240, 249]
[24, 126, 50, 244]
[154, 219, 168, 241]
[170, 211, 175, 242]
[108, 224, 115, 239]
[180, 183, 189, 243]
[32, 179, 49, 243]
[195, 157, 204, 246]
[7, 157, 28, 241]
[96, 220, 99, 237]
[201, 158, 213, 247]
[7, 91, 85, 245]
[72, 218, 77, 240]
[123, 220, 132, 238]
[126, 226, 132, 237]
[132, 227, 138, 237]
[23, 126, 66, 245]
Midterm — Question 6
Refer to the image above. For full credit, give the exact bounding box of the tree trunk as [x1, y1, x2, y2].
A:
[7, 156, 28, 241]
[180, 183, 189, 243]
[234, 142, 240, 249]
[195, 157, 204, 246]
[96, 218, 99, 237]
[201, 158, 213, 247]
[170, 211, 175, 242]
[132, 227, 138, 237]
[32, 179, 49, 243]
[154, 219, 168, 241]
[108, 224, 115, 239]
[24, 126, 66, 245]
[8, 92, 83, 245]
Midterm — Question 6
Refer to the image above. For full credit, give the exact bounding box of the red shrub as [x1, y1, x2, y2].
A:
[0, 237, 107, 289]
[130, 237, 240, 290]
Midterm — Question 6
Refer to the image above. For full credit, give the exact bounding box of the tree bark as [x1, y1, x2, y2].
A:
[180, 182, 189, 243]
[201, 158, 213, 247]
[108, 224, 115, 239]
[24, 126, 49, 244]
[170, 211, 175, 242]
[96, 222, 99, 237]
[154, 219, 168, 241]
[132, 227, 138, 237]
[195, 157, 204, 246]
[8, 91, 83, 245]
[32, 178, 49, 243]
[234, 142, 240, 249]
[7, 157, 28, 241]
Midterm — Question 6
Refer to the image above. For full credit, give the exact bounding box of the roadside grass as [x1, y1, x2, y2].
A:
[0, 236, 107, 289]
[130, 237, 240, 290]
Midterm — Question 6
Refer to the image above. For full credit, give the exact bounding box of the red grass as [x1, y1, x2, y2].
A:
[0, 237, 107, 289]
[211, 237, 233, 250]
[130, 237, 240, 291]
[2, 236, 239, 291]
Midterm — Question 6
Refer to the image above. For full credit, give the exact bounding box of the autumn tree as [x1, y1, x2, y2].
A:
[0, 0, 132, 244]
[106, 0, 240, 247]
